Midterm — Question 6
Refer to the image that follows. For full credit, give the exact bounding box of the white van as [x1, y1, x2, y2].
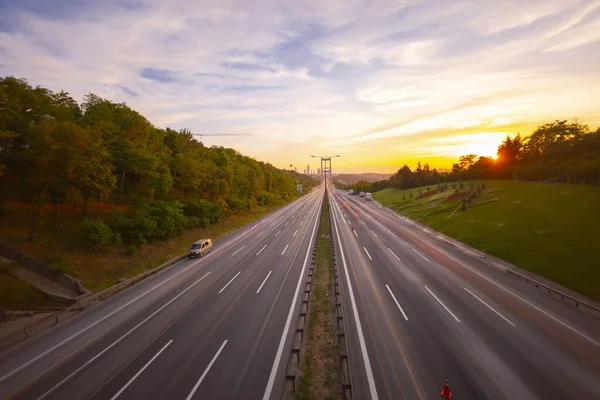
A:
[188, 239, 213, 258]
[365, 193, 372, 201]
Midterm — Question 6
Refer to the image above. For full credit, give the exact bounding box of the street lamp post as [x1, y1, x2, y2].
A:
[311, 155, 340, 186]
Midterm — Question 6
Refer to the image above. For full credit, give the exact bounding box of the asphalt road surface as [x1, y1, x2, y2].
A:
[0, 186, 324, 400]
[3, 184, 600, 400]
[329, 187, 600, 399]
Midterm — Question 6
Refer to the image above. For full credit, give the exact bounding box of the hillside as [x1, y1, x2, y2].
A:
[0, 76, 319, 310]
[373, 181, 600, 301]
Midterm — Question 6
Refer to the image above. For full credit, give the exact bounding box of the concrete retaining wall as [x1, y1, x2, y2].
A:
[0, 240, 89, 299]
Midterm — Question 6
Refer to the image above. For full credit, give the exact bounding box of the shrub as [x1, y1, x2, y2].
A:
[81, 219, 117, 250]
[256, 192, 278, 206]
[144, 200, 187, 239]
[183, 200, 224, 225]
[108, 213, 157, 247]
[127, 244, 137, 256]
[226, 197, 250, 212]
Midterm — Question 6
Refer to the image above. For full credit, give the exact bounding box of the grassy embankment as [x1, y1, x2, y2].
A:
[295, 195, 341, 400]
[0, 261, 63, 310]
[373, 181, 600, 301]
[0, 200, 292, 310]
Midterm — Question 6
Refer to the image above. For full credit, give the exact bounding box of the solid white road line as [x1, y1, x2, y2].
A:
[464, 288, 516, 327]
[371, 230, 378, 238]
[263, 200, 321, 400]
[256, 244, 268, 256]
[425, 286, 461, 323]
[218, 271, 241, 294]
[387, 247, 401, 262]
[293, 230, 298, 237]
[37, 272, 212, 400]
[412, 248, 429, 262]
[353, 230, 359, 238]
[385, 285, 409, 321]
[426, 245, 600, 348]
[275, 230, 281, 237]
[110, 339, 174, 400]
[363, 247, 372, 261]
[186, 340, 228, 400]
[281, 244, 290, 255]
[257, 271, 273, 294]
[330, 195, 379, 400]
[383, 208, 600, 347]
[231, 245, 246, 256]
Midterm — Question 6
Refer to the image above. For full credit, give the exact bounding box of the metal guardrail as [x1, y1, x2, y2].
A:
[331, 205, 353, 400]
[0, 253, 187, 347]
[506, 269, 600, 314]
[283, 210, 320, 396]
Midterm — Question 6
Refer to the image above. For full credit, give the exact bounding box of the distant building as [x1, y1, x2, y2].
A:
[295, 167, 297, 172]
[317, 168, 321, 175]
[307, 164, 310, 175]
[303, 169, 306, 174]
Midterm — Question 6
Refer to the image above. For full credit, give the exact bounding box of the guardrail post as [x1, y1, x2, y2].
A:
[286, 374, 296, 392]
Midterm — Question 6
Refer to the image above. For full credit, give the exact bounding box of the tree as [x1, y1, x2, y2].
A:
[497, 134, 523, 166]
[523, 120, 588, 158]
[459, 154, 477, 170]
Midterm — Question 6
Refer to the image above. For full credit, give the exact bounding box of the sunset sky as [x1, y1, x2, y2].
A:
[1, 0, 599, 173]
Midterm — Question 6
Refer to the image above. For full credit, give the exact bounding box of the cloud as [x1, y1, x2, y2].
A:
[116, 84, 138, 97]
[0, 0, 599, 171]
[222, 62, 275, 72]
[139, 68, 181, 83]
[544, 17, 600, 52]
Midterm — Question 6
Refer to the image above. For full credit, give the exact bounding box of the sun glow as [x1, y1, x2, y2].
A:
[426, 132, 507, 159]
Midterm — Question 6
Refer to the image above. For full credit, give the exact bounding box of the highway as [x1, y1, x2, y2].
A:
[0, 186, 324, 400]
[329, 187, 600, 399]
[2, 183, 600, 400]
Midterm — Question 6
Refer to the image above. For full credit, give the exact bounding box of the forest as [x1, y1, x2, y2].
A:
[0, 76, 317, 248]
[368, 119, 600, 192]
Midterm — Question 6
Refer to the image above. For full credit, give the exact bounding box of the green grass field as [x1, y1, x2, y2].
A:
[373, 181, 600, 301]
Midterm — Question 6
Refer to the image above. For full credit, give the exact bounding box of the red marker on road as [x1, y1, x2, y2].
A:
[441, 376, 452, 399]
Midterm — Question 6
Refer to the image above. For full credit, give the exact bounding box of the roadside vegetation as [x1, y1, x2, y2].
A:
[295, 195, 341, 400]
[373, 181, 600, 301]
[0, 202, 288, 298]
[0, 76, 318, 307]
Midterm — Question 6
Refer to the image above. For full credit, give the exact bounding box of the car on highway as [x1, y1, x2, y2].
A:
[188, 239, 213, 258]
[365, 192, 372, 201]
[359, 191, 365, 197]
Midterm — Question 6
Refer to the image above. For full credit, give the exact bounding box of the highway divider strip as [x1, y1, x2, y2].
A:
[281, 207, 320, 395]
[330, 199, 354, 399]
[281, 191, 353, 399]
